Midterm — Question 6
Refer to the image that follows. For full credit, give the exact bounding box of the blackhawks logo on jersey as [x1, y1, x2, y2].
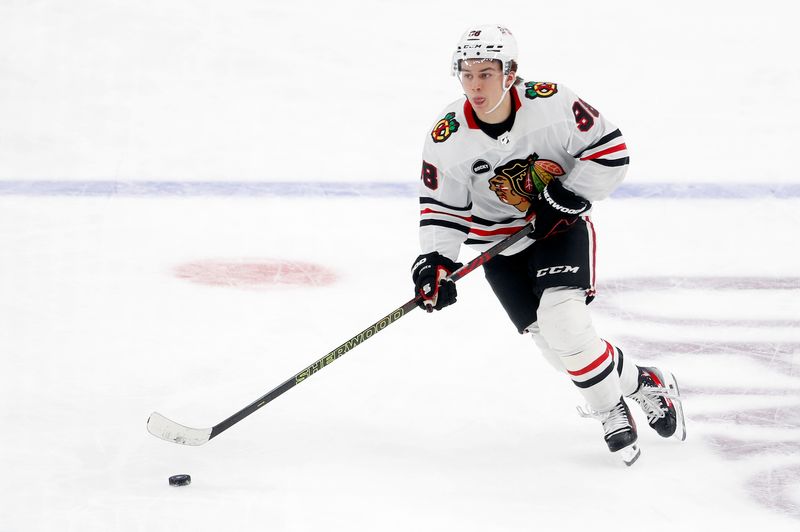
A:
[524, 81, 558, 99]
[488, 154, 565, 212]
[431, 112, 460, 143]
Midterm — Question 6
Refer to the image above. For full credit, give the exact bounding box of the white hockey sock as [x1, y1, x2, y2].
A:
[526, 322, 567, 373]
[537, 287, 623, 412]
[613, 344, 641, 397]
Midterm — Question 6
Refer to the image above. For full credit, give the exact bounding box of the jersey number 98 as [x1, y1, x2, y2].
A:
[421, 161, 439, 190]
[572, 99, 600, 132]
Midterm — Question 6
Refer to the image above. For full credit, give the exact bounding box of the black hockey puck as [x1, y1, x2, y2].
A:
[168, 474, 191, 487]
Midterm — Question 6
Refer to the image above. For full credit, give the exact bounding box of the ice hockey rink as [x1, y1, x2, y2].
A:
[1, 1, 798, 531]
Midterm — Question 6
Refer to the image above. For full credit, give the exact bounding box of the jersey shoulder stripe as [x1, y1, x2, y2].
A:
[572, 128, 629, 167]
[580, 143, 627, 161]
[573, 129, 623, 158]
[590, 157, 630, 167]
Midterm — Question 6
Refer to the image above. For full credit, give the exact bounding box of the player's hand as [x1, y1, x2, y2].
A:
[411, 252, 463, 312]
[529, 179, 591, 240]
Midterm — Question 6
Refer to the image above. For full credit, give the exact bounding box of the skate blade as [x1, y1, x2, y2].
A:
[616, 443, 641, 467]
[664, 372, 687, 442]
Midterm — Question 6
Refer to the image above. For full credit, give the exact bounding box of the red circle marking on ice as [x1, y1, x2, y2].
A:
[174, 260, 338, 287]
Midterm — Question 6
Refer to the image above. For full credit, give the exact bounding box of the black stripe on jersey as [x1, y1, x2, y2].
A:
[464, 238, 494, 245]
[590, 157, 630, 167]
[572, 129, 623, 158]
[420, 197, 472, 211]
[616, 347, 624, 376]
[420, 219, 471, 234]
[471, 214, 525, 226]
[572, 362, 615, 389]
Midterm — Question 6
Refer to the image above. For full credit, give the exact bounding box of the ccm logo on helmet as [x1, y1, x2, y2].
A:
[536, 265, 580, 277]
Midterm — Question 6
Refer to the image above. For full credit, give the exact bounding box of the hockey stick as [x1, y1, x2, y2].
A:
[147, 223, 534, 446]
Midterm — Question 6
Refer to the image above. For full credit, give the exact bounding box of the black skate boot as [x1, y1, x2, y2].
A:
[579, 397, 640, 466]
[628, 366, 686, 441]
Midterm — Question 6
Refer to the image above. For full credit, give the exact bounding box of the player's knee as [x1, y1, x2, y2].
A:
[537, 287, 598, 356]
[526, 322, 567, 373]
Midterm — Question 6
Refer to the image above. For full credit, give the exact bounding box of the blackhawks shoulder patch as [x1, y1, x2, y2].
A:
[431, 112, 460, 143]
[524, 81, 558, 99]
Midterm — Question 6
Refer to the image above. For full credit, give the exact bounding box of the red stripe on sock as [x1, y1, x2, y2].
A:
[568, 342, 614, 376]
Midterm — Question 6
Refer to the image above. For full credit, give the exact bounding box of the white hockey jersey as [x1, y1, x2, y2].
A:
[419, 81, 629, 261]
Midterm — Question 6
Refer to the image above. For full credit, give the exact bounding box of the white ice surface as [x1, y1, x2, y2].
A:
[1, 196, 799, 531]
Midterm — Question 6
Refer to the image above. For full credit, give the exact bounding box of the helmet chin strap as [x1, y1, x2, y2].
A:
[478, 76, 515, 116]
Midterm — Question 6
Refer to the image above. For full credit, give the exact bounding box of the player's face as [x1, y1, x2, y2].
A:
[458, 59, 513, 116]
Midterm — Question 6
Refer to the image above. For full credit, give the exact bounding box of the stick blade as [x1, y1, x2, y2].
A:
[147, 412, 212, 446]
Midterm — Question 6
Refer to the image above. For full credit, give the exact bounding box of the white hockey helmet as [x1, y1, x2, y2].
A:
[451, 25, 518, 77]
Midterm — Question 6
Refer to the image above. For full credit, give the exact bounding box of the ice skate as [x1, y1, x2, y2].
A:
[628, 366, 686, 441]
[579, 397, 641, 466]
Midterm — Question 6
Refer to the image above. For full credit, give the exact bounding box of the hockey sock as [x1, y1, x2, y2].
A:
[612, 344, 641, 396]
[527, 322, 567, 373]
[537, 287, 623, 412]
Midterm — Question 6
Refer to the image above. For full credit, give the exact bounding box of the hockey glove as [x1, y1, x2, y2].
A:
[529, 179, 591, 240]
[411, 252, 463, 312]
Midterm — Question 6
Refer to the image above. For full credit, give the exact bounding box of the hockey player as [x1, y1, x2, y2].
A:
[411, 25, 686, 465]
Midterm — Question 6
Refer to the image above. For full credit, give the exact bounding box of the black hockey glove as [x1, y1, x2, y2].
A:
[529, 179, 591, 240]
[411, 252, 463, 312]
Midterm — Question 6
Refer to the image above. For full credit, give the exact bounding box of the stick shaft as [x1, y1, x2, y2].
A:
[167, 224, 533, 442]
[209, 298, 418, 438]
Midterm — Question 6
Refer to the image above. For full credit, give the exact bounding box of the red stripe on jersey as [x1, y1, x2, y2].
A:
[568, 342, 614, 376]
[420, 208, 472, 222]
[580, 143, 627, 161]
[585, 216, 597, 291]
[510, 87, 522, 112]
[469, 225, 525, 237]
